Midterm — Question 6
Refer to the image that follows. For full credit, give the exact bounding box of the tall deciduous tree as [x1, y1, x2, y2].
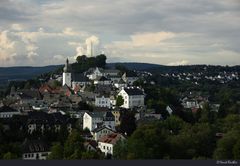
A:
[116, 95, 124, 107]
[48, 143, 64, 160]
[119, 110, 136, 136]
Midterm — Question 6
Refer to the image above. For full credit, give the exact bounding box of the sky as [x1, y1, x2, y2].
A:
[0, 0, 240, 67]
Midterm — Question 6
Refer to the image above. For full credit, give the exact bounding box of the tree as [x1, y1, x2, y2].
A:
[113, 140, 128, 159]
[3, 152, 17, 159]
[81, 151, 104, 159]
[127, 123, 169, 159]
[199, 103, 216, 124]
[214, 128, 240, 159]
[76, 55, 87, 64]
[48, 143, 64, 159]
[64, 130, 84, 159]
[233, 140, 240, 159]
[220, 114, 240, 133]
[116, 96, 124, 107]
[119, 110, 136, 136]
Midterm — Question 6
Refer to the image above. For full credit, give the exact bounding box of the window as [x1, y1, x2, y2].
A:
[103, 146, 105, 149]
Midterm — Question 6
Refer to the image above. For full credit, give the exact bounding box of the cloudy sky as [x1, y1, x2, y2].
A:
[0, 0, 239, 67]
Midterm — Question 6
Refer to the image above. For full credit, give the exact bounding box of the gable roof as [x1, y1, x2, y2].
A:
[92, 125, 115, 133]
[103, 111, 115, 121]
[0, 105, 19, 113]
[72, 73, 90, 82]
[84, 140, 98, 150]
[95, 76, 110, 81]
[98, 133, 125, 145]
[22, 139, 50, 153]
[86, 111, 105, 118]
[17, 89, 42, 100]
[123, 87, 144, 96]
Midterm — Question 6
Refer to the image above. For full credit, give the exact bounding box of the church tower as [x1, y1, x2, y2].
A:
[62, 58, 72, 87]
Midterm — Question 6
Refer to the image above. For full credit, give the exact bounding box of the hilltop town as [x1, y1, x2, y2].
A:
[0, 54, 239, 160]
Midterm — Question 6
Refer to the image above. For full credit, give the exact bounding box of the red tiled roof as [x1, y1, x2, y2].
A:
[98, 133, 124, 145]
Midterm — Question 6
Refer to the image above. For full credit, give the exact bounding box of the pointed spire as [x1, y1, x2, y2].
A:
[63, 58, 71, 72]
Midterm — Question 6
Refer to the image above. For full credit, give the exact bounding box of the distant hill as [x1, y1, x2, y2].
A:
[106, 62, 164, 71]
[0, 65, 62, 85]
[107, 63, 240, 74]
[0, 63, 239, 86]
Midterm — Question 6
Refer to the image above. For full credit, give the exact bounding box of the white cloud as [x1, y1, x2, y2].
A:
[0, 30, 16, 66]
[11, 24, 23, 31]
[167, 60, 189, 66]
[63, 27, 78, 36]
[130, 32, 176, 47]
[53, 54, 64, 60]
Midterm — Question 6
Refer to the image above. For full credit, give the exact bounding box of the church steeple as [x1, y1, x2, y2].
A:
[63, 58, 71, 73]
[62, 58, 72, 87]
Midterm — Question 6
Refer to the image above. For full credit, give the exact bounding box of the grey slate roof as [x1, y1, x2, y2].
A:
[95, 76, 110, 81]
[0, 105, 19, 113]
[72, 73, 90, 82]
[123, 87, 144, 96]
[22, 139, 50, 153]
[87, 111, 105, 118]
[92, 125, 115, 133]
[103, 111, 115, 121]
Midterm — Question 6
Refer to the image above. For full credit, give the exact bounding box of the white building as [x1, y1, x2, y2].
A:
[83, 112, 104, 131]
[86, 67, 120, 81]
[83, 111, 115, 131]
[114, 78, 127, 89]
[118, 87, 145, 109]
[87, 67, 104, 80]
[122, 72, 138, 85]
[93, 76, 111, 85]
[98, 133, 126, 156]
[91, 126, 116, 141]
[62, 59, 91, 89]
[22, 139, 51, 160]
[62, 58, 72, 87]
[95, 95, 111, 108]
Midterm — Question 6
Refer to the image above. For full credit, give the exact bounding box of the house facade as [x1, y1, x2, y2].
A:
[22, 139, 51, 160]
[95, 95, 111, 108]
[118, 87, 145, 109]
[98, 133, 126, 156]
[83, 112, 104, 131]
[91, 126, 116, 141]
[83, 111, 115, 131]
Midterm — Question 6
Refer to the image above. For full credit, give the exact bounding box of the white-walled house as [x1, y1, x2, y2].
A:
[22, 139, 51, 160]
[87, 67, 104, 80]
[91, 126, 116, 141]
[122, 72, 138, 85]
[83, 112, 104, 131]
[83, 111, 116, 131]
[103, 111, 115, 130]
[114, 78, 127, 89]
[93, 76, 111, 85]
[118, 87, 145, 109]
[95, 95, 111, 108]
[98, 133, 126, 156]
